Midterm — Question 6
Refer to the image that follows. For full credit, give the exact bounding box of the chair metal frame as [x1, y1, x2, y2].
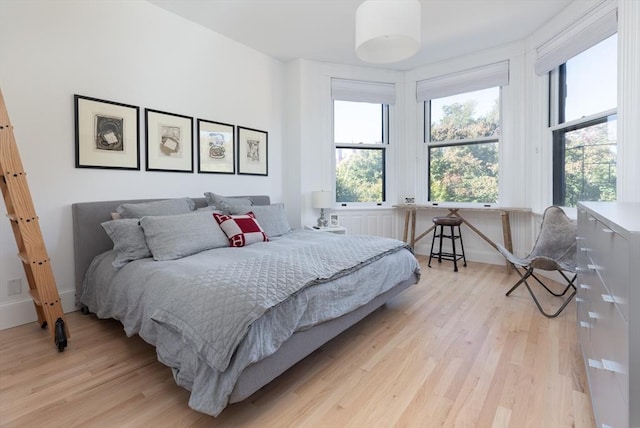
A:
[497, 206, 577, 318]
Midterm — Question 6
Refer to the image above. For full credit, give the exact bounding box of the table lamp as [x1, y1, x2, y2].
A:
[311, 190, 332, 228]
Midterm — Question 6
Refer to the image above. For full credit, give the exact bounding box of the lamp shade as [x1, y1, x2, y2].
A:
[355, 0, 421, 64]
[311, 190, 333, 209]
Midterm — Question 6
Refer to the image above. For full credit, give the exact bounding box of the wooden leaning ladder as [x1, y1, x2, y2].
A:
[0, 89, 69, 351]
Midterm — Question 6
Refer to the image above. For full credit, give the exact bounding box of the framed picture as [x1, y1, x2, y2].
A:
[145, 108, 193, 172]
[74, 95, 140, 170]
[237, 126, 268, 176]
[330, 214, 339, 227]
[197, 119, 235, 174]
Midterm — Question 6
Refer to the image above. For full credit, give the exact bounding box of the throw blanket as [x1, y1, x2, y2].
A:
[151, 235, 409, 372]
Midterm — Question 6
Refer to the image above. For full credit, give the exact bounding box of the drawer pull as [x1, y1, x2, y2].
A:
[601, 359, 624, 374]
[601, 228, 614, 234]
[579, 321, 591, 328]
[587, 359, 624, 374]
[588, 217, 596, 222]
[587, 311, 600, 320]
[601, 294, 615, 303]
[580, 283, 591, 290]
[587, 264, 599, 271]
[579, 247, 590, 252]
[588, 358, 603, 369]
[576, 297, 584, 303]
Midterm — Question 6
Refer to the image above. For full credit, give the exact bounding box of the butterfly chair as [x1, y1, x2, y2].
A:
[497, 206, 577, 318]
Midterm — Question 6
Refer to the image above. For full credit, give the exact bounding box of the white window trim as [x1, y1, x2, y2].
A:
[422, 83, 504, 204]
[534, 2, 617, 75]
[417, 61, 509, 101]
[331, 78, 396, 207]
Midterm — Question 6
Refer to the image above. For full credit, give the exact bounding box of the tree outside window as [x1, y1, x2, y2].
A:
[552, 34, 617, 207]
[334, 100, 387, 204]
[427, 87, 500, 203]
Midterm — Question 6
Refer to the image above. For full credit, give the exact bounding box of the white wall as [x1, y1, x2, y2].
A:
[291, 44, 533, 264]
[0, 0, 285, 328]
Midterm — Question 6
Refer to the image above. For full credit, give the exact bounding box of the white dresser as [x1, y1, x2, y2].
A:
[576, 202, 640, 428]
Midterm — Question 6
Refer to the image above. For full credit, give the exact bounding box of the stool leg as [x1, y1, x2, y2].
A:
[437, 225, 444, 264]
[457, 225, 467, 267]
[450, 225, 458, 272]
[428, 225, 437, 268]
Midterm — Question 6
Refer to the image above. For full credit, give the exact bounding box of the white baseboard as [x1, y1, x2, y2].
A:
[0, 289, 78, 330]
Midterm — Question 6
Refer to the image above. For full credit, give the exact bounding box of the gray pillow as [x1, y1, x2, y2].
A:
[139, 211, 229, 261]
[229, 203, 292, 237]
[116, 197, 196, 218]
[204, 192, 253, 214]
[101, 219, 152, 268]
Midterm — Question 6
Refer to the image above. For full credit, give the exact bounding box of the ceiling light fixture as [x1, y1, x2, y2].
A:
[355, 0, 421, 64]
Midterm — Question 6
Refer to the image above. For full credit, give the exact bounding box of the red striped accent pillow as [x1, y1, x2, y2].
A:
[213, 212, 269, 247]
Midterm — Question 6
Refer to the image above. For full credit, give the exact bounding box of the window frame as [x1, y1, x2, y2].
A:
[423, 86, 502, 204]
[333, 101, 390, 206]
[548, 34, 618, 207]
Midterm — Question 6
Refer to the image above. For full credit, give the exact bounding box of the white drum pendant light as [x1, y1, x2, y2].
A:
[355, 0, 421, 64]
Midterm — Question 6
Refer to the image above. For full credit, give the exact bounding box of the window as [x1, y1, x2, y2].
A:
[426, 87, 500, 203]
[551, 34, 617, 207]
[334, 100, 388, 203]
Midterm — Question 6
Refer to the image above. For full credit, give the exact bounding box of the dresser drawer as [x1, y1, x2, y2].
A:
[587, 360, 628, 428]
[588, 217, 629, 322]
[588, 276, 629, 408]
[576, 295, 592, 348]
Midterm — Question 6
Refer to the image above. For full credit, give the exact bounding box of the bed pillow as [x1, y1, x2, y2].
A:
[229, 203, 292, 237]
[101, 219, 152, 268]
[115, 197, 196, 219]
[204, 192, 253, 214]
[213, 212, 269, 247]
[139, 211, 229, 261]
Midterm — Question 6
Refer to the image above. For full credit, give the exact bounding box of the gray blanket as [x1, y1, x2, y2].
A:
[80, 231, 420, 415]
[151, 235, 410, 372]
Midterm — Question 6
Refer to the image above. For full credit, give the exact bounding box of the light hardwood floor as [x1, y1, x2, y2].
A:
[0, 257, 594, 427]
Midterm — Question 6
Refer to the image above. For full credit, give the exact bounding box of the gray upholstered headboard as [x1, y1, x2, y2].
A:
[71, 195, 271, 300]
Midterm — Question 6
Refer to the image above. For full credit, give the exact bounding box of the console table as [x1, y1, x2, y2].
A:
[394, 204, 530, 258]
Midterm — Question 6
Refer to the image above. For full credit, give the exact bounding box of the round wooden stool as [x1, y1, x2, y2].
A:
[428, 216, 467, 272]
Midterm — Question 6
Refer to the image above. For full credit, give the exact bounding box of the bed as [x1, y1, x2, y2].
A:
[72, 195, 420, 416]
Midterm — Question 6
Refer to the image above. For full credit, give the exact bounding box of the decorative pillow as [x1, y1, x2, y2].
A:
[139, 211, 229, 261]
[204, 192, 253, 214]
[101, 219, 151, 268]
[229, 203, 291, 237]
[115, 197, 196, 219]
[213, 212, 269, 247]
[196, 205, 222, 213]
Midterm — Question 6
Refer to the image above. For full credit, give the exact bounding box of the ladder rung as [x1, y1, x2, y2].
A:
[29, 289, 42, 306]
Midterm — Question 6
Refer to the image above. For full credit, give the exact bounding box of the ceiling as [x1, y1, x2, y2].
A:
[147, 0, 573, 71]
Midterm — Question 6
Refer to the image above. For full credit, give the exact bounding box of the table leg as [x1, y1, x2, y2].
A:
[500, 211, 515, 269]
[410, 210, 417, 247]
[500, 211, 513, 253]
[402, 210, 410, 243]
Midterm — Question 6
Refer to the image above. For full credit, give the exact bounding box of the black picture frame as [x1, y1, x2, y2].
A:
[237, 126, 268, 176]
[74, 94, 140, 170]
[145, 108, 194, 173]
[197, 119, 235, 174]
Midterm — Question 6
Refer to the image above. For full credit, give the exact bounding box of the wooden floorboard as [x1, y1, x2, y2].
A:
[0, 257, 595, 427]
